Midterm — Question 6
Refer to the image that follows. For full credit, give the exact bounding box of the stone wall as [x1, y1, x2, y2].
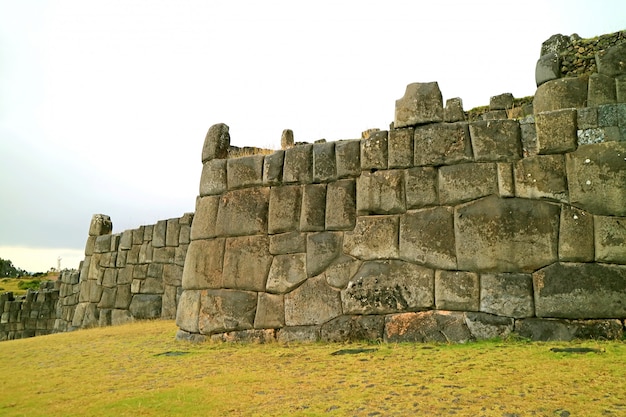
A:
[0, 281, 60, 341]
[176, 34, 626, 343]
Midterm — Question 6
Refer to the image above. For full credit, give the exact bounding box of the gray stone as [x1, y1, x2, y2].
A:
[577, 107, 598, 129]
[97, 287, 117, 309]
[360, 130, 388, 170]
[514, 154, 568, 202]
[181, 238, 225, 290]
[444, 98, 465, 122]
[399, 207, 456, 270]
[464, 312, 514, 340]
[394, 82, 444, 128]
[117, 266, 133, 285]
[533, 77, 588, 113]
[455, 196, 560, 273]
[163, 264, 183, 286]
[283, 144, 312, 183]
[202, 123, 230, 162]
[199, 159, 227, 196]
[215, 187, 270, 236]
[141, 277, 164, 294]
[514, 318, 624, 341]
[438, 162, 498, 205]
[325, 179, 356, 230]
[535, 109, 577, 154]
[254, 292, 285, 329]
[356, 170, 406, 215]
[341, 260, 434, 314]
[210, 328, 277, 343]
[559, 206, 594, 262]
[175, 290, 201, 333]
[165, 219, 180, 247]
[469, 120, 522, 162]
[132, 227, 144, 245]
[435, 270, 479, 311]
[490, 93, 514, 110]
[227, 155, 265, 189]
[496, 162, 515, 197]
[594, 215, 626, 263]
[388, 128, 414, 168]
[223, 235, 272, 292]
[284, 275, 342, 326]
[84, 236, 96, 256]
[198, 289, 257, 334]
[129, 294, 162, 319]
[335, 140, 361, 178]
[263, 150, 284, 186]
[161, 285, 179, 319]
[102, 268, 117, 288]
[137, 242, 153, 264]
[384, 311, 471, 343]
[540, 33, 571, 56]
[320, 315, 385, 342]
[519, 115, 537, 157]
[535, 52, 560, 86]
[598, 103, 619, 127]
[269, 232, 306, 255]
[480, 273, 534, 318]
[482, 110, 508, 120]
[325, 255, 362, 289]
[268, 185, 302, 234]
[190, 196, 220, 240]
[281, 129, 294, 150]
[306, 232, 342, 277]
[277, 326, 320, 343]
[596, 42, 626, 77]
[89, 214, 112, 236]
[266, 253, 307, 294]
[414, 122, 473, 166]
[300, 184, 326, 232]
[111, 309, 134, 326]
[313, 142, 336, 182]
[533, 262, 626, 318]
[617, 75, 626, 103]
[404, 167, 438, 209]
[153, 247, 175, 264]
[94, 235, 111, 253]
[119, 230, 133, 250]
[344, 216, 399, 260]
[588, 73, 617, 107]
[565, 141, 626, 216]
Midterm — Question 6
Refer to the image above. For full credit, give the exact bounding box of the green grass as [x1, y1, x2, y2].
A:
[0, 320, 624, 416]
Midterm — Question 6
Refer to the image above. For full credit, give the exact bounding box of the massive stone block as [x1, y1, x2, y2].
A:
[438, 162, 498, 205]
[325, 179, 356, 230]
[413, 122, 472, 166]
[341, 260, 434, 314]
[320, 315, 385, 342]
[533, 262, 626, 319]
[227, 155, 264, 189]
[181, 239, 225, 290]
[223, 235, 272, 292]
[464, 312, 514, 341]
[588, 73, 617, 107]
[263, 150, 284, 186]
[325, 255, 362, 289]
[202, 123, 230, 162]
[514, 154, 568, 202]
[268, 185, 302, 234]
[535, 109, 577, 154]
[129, 294, 162, 319]
[306, 232, 342, 277]
[435, 270, 479, 311]
[399, 207, 456, 270]
[269, 232, 306, 255]
[535, 52, 560, 86]
[444, 97, 465, 123]
[533, 77, 589, 113]
[514, 318, 624, 341]
[266, 253, 307, 294]
[356, 170, 406, 215]
[480, 273, 534, 318]
[283, 144, 313, 183]
[455, 196, 560, 273]
[394, 82, 444, 128]
[388, 128, 414, 168]
[559, 205, 594, 262]
[165, 219, 180, 247]
[175, 290, 201, 333]
[190, 196, 220, 240]
[300, 184, 326, 232]
[596, 42, 626, 77]
[199, 159, 227, 196]
[215, 187, 270, 236]
[335, 140, 360, 178]
[469, 120, 522, 162]
[344, 216, 399, 260]
[384, 311, 471, 343]
[404, 167, 438, 209]
[594, 215, 626, 263]
[313, 142, 337, 182]
[89, 214, 112, 236]
[198, 289, 257, 334]
[566, 142, 626, 216]
[254, 292, 285, 329]
[360, 131, 388, 170]
[284, 275, 342, 326]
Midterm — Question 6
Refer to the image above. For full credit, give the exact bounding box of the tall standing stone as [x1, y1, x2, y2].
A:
[202, 123, 230, 162]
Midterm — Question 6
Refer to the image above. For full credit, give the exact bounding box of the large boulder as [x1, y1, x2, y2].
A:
[394, 82, 443, 128]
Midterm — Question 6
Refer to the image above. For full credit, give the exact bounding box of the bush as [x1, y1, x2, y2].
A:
[17, 280, 41, 291]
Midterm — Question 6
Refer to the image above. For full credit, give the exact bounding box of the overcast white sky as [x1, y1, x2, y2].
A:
[0, 0, 624, 272]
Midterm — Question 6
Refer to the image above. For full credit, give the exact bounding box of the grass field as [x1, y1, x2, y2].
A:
[0, 320, 624, 416]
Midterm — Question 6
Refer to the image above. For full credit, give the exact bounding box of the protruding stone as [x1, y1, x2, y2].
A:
[514, 154, 568, 202]
[266, 253, 307, 294]
[341, 260, 434, 314]
[89, 214, 112, 236]
[438, 162, 498, 205]
[469, 120, 522, 162]
[540, 34, 571, 56]
[202, 123, 230, 162]
[399, 207, 456, 270]
[480, 273, 534, 318]
[533, 262, 626, 319]
[414, 122, 473, 166]
[455, 196, 560, 273]
[594, 215, 626, 263]
[444, 98, 465, 122]
[175, 290, 201, 333]
[284, 275, 342, 326]
[533, 77, 588, 113]
[394, 82, 444, 128]
[565, 141, 626, 216]
[535, 109, 577, 154]
[535, 53, 560, 86]
[281, 129, 294, 150]
[489, 93, 514, 110]
[435, 270, 479, 311]
[199, 159, 227, 196]
[344, 216, 399, 260]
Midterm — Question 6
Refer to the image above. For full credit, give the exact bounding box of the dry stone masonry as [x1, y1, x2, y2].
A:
[176, 31, 626, 344]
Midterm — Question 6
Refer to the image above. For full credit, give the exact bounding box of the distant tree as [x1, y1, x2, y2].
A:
[0, 258, 28, 278]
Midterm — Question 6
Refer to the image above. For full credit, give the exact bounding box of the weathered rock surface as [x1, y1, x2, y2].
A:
[394, 82, 443, 128]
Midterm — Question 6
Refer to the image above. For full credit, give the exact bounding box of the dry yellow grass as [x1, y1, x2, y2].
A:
[0, 320, 624, 416]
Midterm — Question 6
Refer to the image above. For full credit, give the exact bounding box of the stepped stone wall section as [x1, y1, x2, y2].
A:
[0, 281, 60, 341]
[176, 35, 626, 343]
